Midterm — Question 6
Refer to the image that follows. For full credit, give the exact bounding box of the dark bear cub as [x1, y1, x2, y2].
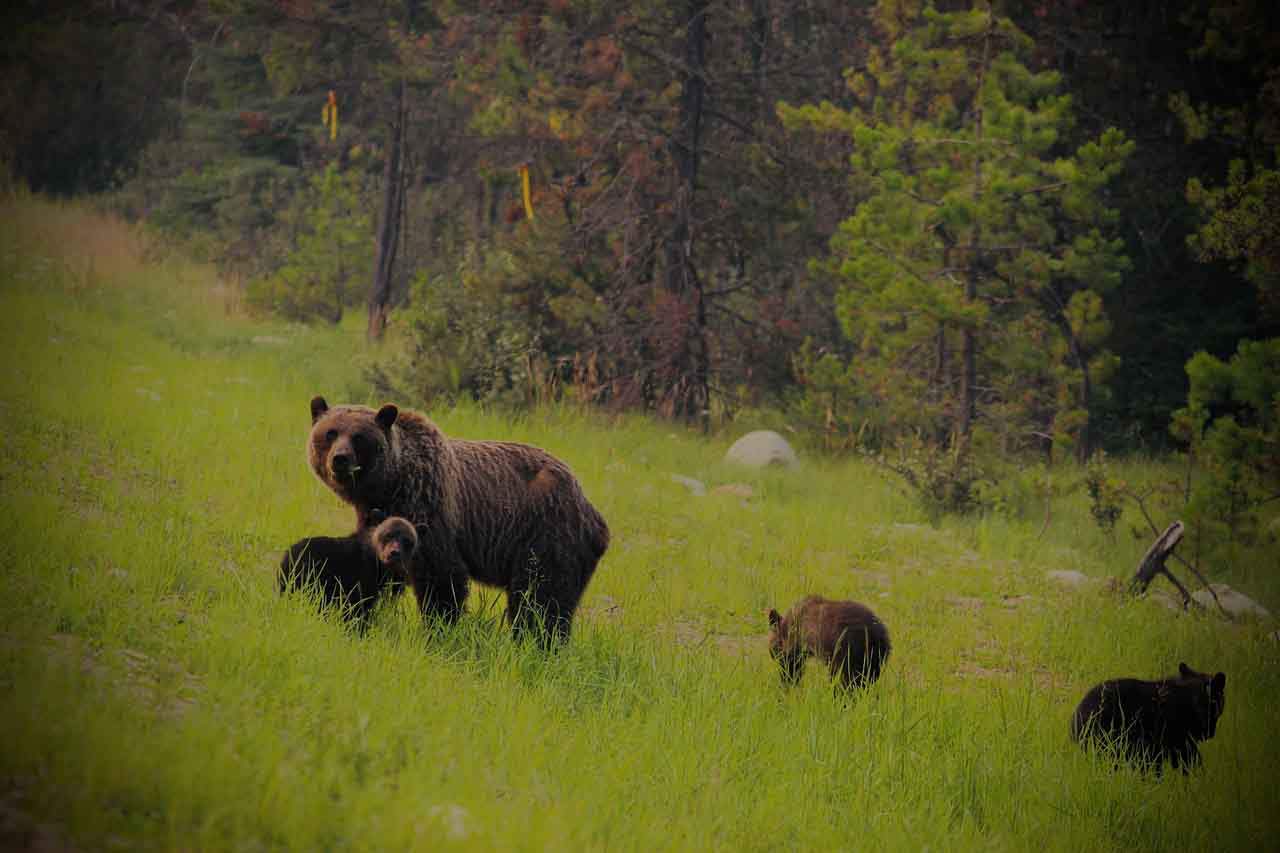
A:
[1071, 663, 1226, 774]
[767, 595, 891, 692]
[278, 511, 414, 627]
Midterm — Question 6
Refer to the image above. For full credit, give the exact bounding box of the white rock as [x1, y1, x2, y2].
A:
[724, 430, 798, 468]
[1192, 583, 1271, 619]
[1045, 570, 1092, 588]
[669, 474, 706, 496]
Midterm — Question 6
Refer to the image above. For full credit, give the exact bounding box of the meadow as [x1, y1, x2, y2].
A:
[1, 193, 1278, 851]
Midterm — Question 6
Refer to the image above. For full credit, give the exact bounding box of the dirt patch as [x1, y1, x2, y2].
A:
[954, 662, 1016, 681]
[580, 595, 623, 623]
[41, 633, 203, 719]
[658, 618, 761, 659]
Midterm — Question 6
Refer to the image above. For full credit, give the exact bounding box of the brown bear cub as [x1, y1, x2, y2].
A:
[369, 515, 417, 584]
[1071, 663, 1226, 774]
[306, 396, 610, 644]
[278, 512, 416, 627]
[767, 596, 891, 692]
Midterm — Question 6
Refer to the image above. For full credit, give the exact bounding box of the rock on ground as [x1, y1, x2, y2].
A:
[724, 430, 798, 468]
[1192, 583, 1271, 619]
[669, 473, 706, 496]
[1045, 569, 1092, 588]
[711, 483, 754, 498]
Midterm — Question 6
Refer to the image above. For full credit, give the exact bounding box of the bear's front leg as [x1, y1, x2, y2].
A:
[408, 534, 470, 624]
[1170, 740, 1202, 774]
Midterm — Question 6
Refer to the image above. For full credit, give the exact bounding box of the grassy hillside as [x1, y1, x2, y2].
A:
[1, 194, 1277, 851]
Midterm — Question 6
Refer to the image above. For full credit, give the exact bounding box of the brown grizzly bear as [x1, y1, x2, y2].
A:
[1070, 663, 1227, 774]
[306, 396, 609, 643]
[278, 512, 415, 628]
[767, 595, 891, 692]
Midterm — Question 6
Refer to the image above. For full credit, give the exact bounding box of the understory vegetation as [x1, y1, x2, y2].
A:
[1, 196, 1278, 850]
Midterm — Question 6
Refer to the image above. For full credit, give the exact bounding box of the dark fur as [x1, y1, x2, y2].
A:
[278, 512, 413, 627]
[767, 595, 891, 692]
[1071, 663, 1227, 774]
[306, 396, 610, 643]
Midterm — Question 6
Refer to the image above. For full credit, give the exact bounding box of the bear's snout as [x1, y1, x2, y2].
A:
[331, 450, 357, 474]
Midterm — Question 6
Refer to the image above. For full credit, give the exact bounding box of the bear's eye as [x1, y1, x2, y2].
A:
[325, 429, 338, 443]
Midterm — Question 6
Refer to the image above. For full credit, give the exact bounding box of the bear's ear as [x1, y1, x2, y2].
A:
[310, 396, 329, 423]
[1179, 662, 1193, 678]
[768, 608, 781, 627]
[375, 404, 399, 432]
[1212, 672, 1226, 693]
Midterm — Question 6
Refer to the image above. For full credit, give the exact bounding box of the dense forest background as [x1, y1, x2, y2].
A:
[3, 0, 1277, 557]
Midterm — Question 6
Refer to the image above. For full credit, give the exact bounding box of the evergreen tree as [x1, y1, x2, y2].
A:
[781, 0, 1131, 463]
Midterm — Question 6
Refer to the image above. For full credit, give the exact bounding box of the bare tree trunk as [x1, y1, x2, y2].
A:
[1129, 521, 1202, 614]
[959, 17, 992, 441]
[368, 77, 406, 341]
[658, 0, 711, 428]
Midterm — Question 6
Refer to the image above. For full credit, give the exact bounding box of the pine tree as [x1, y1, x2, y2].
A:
[780, 0, 1132, 463]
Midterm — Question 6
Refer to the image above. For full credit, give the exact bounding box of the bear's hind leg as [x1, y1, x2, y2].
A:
[507, 548, 584, 647]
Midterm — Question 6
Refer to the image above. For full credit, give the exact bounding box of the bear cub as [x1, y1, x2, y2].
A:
[279, 512, 417, 627]
[1071, 662, 1226, 774]
[767, 595, 891, 692]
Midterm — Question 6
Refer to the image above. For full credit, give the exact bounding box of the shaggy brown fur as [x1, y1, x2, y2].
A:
[1071, 663, 1227, 774]
[278, 511, 412, 628]
[307, 396, 610, 643]
[767, 596, 891, 692]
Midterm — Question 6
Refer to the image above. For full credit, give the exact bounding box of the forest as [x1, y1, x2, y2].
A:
[12, 0, 1277, 567]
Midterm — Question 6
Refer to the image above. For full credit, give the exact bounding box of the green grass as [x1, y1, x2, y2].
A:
[1, 194, 1278, 851]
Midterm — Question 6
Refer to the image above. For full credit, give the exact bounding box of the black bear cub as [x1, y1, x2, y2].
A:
[278, 512, 417, 627]
[767, 595, 891, 692]
[1071, 663, 1227, 774]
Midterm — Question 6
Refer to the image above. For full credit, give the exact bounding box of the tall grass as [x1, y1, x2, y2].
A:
[1, 195, 1277, 850]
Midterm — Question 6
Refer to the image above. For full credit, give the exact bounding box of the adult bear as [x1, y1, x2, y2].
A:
[307, 396, 609, 644]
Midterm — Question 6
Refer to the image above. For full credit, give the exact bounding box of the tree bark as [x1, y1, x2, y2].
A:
[959, 16, 993, 441]
[1129, 520, 1189, 598]
[367, 76, 406, 341]
[658, 0, 711, 427]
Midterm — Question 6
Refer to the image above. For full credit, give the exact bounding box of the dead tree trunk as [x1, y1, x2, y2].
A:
[368, 77, 406, 342]
[1129, 520, 1201, 610]
[656, 0, 710, 429]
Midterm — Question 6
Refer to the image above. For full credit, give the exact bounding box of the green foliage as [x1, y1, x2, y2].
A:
[386, 220, 608, 406]
[780, 0, 1131, 465]
[1172, 338, 1280, 566]
[1186, 160, 1280, 312]
[1173, 0, 1280, 318]
[246, 164, 375, 323]
[1083, 452, 1126, 537]
[871, 433, 992, 521]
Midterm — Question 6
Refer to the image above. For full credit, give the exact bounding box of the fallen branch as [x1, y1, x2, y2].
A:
[1128, 520, 1204, 612]
[1123, 487, 1230, 617]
